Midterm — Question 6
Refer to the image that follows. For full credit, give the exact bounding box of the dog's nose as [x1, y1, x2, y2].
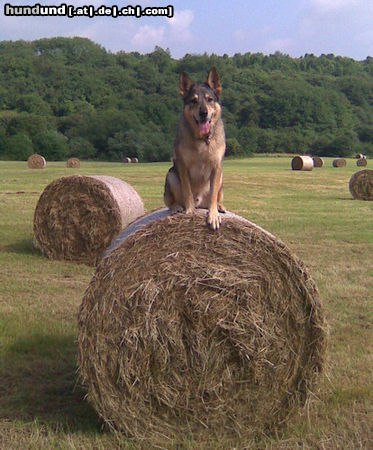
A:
[199, 108, 208, 121]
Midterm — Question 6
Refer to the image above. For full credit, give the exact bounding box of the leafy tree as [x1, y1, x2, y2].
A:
[32, 130, 68, 160]
[68, 137, 96, 159]
[0, 38, 372, 161]
[1, 133, 33, 160]
[226, 138, 244, 157]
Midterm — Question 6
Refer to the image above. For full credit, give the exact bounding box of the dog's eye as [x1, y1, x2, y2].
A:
[207, 97, 214, 103]
[192, 98, 198, 104]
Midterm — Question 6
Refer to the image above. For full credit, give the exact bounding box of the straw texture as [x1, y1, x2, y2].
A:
[291, 155, 313, 171]
[312, 156, 324, 168]
[66, 157, 81, 168]
[78, 210, 327, 445]
[27, 154, 46, 169]
[333, 158, 346, 168]
[357, 158, 367, 167]
[349, 169, 373, 201]
[33, 175, 145, 264]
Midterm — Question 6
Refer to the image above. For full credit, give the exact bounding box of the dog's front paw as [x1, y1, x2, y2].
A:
[218, 203, 226, 213]
[170, 204, 184, 215]
[207, 209, 221, 230]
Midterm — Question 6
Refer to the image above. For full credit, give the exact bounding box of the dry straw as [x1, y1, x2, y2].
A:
[78, 210, 327, 445]
[312, 156, 324, 168]
[33, 175, 145, 264]
[66, 157, 81, 168]
[27, 154, 46, 169]
[349, 169, 373, 201]
[333, 158, 346, 168]
[357, 158, 367, 167]
[291, 155, 313, 171]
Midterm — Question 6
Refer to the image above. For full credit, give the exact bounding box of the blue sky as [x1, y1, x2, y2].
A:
[1, 0, 372, 60]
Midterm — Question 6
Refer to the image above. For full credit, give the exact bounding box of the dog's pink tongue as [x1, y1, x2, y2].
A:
[199, 121, 211, 135]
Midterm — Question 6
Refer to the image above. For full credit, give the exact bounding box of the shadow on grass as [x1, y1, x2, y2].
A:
[2, 239, 41, 256]
[0, 333, 102, 433]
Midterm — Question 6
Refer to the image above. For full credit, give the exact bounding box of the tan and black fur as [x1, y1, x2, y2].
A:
[164, 67, 226, 230]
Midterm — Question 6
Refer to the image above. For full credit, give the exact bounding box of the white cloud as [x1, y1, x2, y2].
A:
[297, 0, 373, 58]
[310, 0, 359, 13]
[167, 9, 194, 32]
[131, 25, 166, 52]
[264, 38, 294, 55]
[167, 9, 194, 45]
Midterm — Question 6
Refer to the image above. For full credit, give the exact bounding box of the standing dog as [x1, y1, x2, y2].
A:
[164, 67, 226, 230]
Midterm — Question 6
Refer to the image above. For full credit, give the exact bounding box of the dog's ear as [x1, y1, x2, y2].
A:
[206, 67, 221, 99]
[179, 72, 194, 98]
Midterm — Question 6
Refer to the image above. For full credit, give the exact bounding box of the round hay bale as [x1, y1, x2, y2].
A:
[131, 157, 139, 163]
[33, 175, 145, 265]
[123, 157, 131, 163]
[66, 157, 81, 168]
[312, 156, 324, 168]
[357, 158, 367, 167]
[27, 154, 46, 169]
[349, 169, 373, 201]
[355, 153, 364, 159]
[78, 209, 327, 444]
[332, 158, 346, 168]
[291, 155, 313, 171]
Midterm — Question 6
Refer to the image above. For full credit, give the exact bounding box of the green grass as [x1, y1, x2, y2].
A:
[0, 157, 372, 448]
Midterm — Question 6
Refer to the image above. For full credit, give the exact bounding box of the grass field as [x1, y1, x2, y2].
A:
[0, 157, 372, 449]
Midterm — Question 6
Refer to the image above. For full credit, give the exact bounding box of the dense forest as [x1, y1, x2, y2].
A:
[0, 37, 372, 162]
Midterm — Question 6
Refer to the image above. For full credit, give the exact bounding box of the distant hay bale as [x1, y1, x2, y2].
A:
[357, 158, 367, 167]
[27, 154, 46, 169]
[33, 175, 145, 265]
[355, 153, 364, 159]
[78, 210, 327, 445]
[66, 157, 81, 168]
[312, 156, 324, 168]
[131, 157, 139, 163]
[123, 157, 131, 163]
[349, 169, 373, 201]
[291, 155, 313, 171]
[332, 158, 346, 168]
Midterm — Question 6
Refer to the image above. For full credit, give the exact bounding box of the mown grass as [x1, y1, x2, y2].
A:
[0, 157, 372, 449]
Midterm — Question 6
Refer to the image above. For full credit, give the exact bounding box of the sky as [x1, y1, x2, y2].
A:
[0, 0, 372, 60]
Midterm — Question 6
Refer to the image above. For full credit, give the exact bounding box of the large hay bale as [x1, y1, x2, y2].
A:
[312, 156, 324, 168]
[78, 210, 327, 444]
[332, 158, 346, 168]
[131, 157, 139, 163]
[33, 175, 145, 264]
[123, 157, 131, 163]
[27, 154, 46, 169]
[349, 169, 373, 201]
[357, 158, 367, 167]
[355, 153, 364, 159]
[291, 155, 313, 171]
[66, 157, 81, 168]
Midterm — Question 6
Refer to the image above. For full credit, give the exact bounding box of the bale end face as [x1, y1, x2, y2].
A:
[349, 169, 373, 201]
[78, 211, 327, 445]
[333, 158, 346, 168]
[27, 154, 46, 169]
[33, 175, 145, 264]
[291, 155, 313, 171]
[66, 157, 81, 168]
[357, 158, 367, 167]
[312, 156, 324, 168]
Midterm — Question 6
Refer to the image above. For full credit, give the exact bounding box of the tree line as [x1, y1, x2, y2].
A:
[0, 37, 372, 162]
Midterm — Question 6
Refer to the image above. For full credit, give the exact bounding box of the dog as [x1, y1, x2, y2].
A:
[163, 67, 226, 230]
